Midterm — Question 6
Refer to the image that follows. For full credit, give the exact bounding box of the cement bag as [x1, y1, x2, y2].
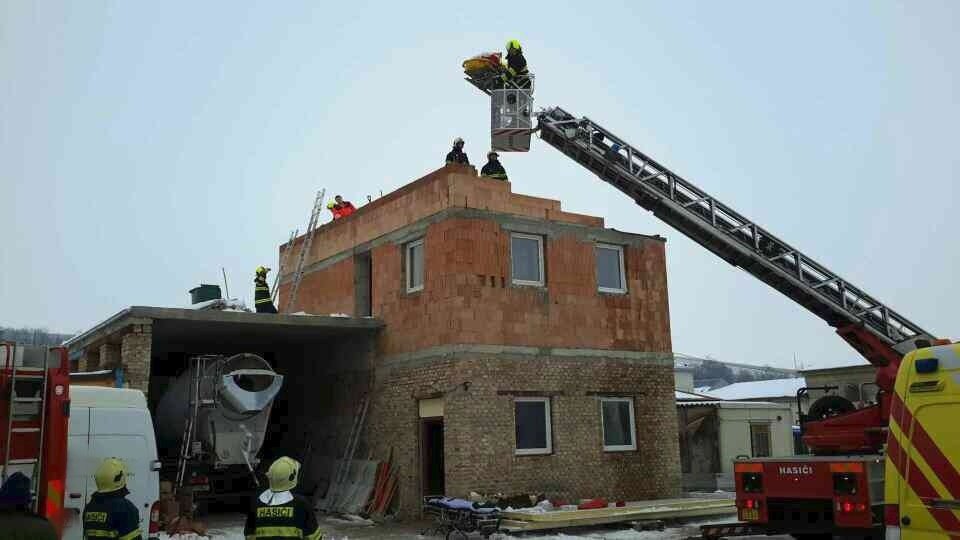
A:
[463, 52, 502, 75]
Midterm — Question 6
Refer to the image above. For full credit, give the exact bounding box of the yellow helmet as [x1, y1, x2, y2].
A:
[267, 456, 300, 492]
[507, 39, 521, 52]
[256, 266, 270, 276]
[94, 457, 128, 493]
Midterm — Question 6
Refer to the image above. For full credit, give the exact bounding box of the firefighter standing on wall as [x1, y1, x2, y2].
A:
[254, 266, 278, 314]
[244, 457, 322, 540]
[480, 151, 508, 181]
[82, 458, 143, 540]
[445, 137, 469, 165]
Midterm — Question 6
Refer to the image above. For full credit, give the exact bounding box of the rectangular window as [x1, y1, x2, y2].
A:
[514, 397, 552, 455]
[600, 397, 636, 451]
[511, 233, 544, 286]
[595, 243, 626, 293]
[405, 239, 424, 293]
[750, 423, 771, 457]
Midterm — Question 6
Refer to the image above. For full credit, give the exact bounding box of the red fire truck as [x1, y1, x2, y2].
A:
[1, 342, 71, 536]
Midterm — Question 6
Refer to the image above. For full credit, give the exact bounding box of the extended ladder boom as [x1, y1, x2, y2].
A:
[537, 107, 934, 365]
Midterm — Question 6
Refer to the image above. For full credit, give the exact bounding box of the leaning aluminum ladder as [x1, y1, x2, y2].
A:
[271, 228, 299, 303]
[283, 189, 325, 313]
[174, 355, 218, 491]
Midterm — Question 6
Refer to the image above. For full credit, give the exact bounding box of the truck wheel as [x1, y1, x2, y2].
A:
[807, 395, 856, 420]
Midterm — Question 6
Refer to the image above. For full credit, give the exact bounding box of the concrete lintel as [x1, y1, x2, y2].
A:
[379, 344, 674, 370]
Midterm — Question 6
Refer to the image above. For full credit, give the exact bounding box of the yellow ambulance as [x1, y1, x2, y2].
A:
[884, 341, 960, 539]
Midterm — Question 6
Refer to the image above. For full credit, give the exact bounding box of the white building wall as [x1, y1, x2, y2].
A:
[714, 404, 794, 489]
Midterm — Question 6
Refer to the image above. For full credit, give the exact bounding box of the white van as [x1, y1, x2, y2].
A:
[62, 386, 160, 540]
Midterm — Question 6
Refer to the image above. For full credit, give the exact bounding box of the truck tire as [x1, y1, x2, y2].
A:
[807, 395, 856, 420]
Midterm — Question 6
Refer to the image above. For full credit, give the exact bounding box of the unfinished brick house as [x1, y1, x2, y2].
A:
[276, 163, 680, 514]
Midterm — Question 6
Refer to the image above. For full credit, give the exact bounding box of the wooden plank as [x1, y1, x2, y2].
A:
[502, 498, 733, 523]
[499, 498, 735, 532]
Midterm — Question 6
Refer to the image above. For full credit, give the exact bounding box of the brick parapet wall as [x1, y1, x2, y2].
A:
[277, 166, 603, 288]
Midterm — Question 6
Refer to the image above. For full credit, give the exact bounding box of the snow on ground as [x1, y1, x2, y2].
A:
[168, 511, 791, 540]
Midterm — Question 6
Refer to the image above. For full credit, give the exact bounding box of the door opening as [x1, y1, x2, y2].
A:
[420, 417, 445, 496]
[354, 252, 372, 317]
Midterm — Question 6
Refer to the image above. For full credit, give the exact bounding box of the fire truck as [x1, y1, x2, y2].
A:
[463, 67, 956, 538]
[0, 342, 71, 535]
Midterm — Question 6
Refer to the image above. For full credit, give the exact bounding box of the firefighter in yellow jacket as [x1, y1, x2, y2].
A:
[254, 266, 278, 314]
[244, 457, 322, 540]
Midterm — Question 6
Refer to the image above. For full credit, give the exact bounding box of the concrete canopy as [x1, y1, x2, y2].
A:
[66, 306, 384, 357]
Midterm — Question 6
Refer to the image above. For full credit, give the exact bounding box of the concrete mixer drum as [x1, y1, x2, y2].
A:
[216, 356, 284, 415]
[156, 353, 284, 477]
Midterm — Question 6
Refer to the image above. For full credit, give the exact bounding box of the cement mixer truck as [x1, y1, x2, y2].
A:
[154, 353, 283, 503]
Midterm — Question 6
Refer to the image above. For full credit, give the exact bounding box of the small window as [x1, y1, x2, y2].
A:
[405, 239, 424, 293]
[750, 423, 771, 457]
[600, 397, 636, 451]
[514, 397, 552, 455]
[511, 233, 544, 286]
[595, 243, 626, 293]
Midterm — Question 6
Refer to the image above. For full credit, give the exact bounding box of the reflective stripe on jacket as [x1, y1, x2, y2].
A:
[254, 276, 272, 305]
[244, 490, 322, 540]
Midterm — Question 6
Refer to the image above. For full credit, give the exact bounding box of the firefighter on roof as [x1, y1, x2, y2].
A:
[254, 266, 278, 314]
[481, 151, 508, 181]
[82, 458, 143, 540]
[445, 137, 469, 165]
[244, 456, 322, 540]
[334, 195, 356, 218]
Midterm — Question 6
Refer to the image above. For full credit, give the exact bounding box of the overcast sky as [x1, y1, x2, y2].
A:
[2, 2, 957, 369]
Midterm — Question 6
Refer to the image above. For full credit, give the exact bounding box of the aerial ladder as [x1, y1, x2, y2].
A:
[532, 107, 939, 453]
[463, 65, 938, 455]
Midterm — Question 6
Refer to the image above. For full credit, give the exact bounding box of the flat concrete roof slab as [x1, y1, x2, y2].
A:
[67, 306, 384, 353]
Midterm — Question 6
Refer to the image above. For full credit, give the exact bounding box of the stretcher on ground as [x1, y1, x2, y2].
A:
[421, 496, 501, 539]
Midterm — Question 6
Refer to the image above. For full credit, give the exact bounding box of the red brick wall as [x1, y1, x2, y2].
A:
[284, 216, 671, 355]
[286, 257, 355, 315]
[277, 165, 602, 284]
[367, 353, 681, 517]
